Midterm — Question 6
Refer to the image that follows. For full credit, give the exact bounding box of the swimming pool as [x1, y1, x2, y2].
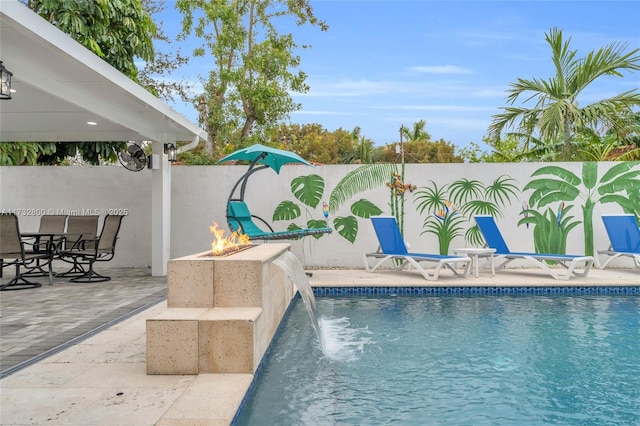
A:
[234, 290, 640, 425]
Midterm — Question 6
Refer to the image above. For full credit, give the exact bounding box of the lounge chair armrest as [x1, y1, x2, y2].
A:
[63, 236, 99, 252]
[251, 215, 275, 232]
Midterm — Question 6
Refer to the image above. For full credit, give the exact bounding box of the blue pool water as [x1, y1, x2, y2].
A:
[234, 293, 640, 425]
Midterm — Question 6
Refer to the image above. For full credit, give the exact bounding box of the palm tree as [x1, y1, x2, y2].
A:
[489, 27, 640, 158]
[401, 120, 431, 142]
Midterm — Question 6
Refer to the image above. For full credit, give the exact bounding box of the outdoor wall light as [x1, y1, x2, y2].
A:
[0, 61, 13, 100]
[165, 143, 178, 162]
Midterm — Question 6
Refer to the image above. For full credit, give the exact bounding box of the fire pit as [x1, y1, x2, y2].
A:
[209, 222, 254, 256]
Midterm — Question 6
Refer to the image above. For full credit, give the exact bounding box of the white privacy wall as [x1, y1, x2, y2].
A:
[0, 162, 631, 269]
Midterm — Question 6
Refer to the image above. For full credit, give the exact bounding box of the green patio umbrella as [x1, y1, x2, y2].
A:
[216, 143, 314, 202]
[217, 143, 312, 174]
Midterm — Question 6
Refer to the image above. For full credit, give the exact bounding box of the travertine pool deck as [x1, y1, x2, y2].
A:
[1, 267, 638, 425]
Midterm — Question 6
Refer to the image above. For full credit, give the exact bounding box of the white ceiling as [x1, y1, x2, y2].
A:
[0, 0, 207, 144]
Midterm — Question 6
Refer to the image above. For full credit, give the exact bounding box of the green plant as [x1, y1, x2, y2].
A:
[519, 204, 580, 254]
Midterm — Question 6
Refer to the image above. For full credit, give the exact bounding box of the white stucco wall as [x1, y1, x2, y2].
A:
[0, 162, 634, 270]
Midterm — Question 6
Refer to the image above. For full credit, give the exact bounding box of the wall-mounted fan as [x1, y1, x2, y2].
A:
[118, 142, 147, 172]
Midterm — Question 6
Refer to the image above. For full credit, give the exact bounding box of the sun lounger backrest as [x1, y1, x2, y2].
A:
[371, 217, 408, 255]
[602, 214, 640, 252]
[227, 201, 266, 236]
[474, 215, 510, 254]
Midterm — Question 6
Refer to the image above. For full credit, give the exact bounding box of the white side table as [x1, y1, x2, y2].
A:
[452, 247, 496, 278]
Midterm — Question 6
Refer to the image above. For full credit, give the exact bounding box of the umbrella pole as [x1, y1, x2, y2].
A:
[226, 153, 269, 203]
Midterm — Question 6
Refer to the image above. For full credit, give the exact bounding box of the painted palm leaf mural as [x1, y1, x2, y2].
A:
[523, 162, 640, 256]
[328, 163, 396, 243]
[415, 176, 519, 254]
[272, 174, 330, 239]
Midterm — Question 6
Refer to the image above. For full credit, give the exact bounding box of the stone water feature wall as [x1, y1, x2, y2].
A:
[146, 243, 296, 374]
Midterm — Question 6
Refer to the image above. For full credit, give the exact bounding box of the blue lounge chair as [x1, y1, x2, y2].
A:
[474, 215, 593, 280]
[364, 216, 470, 280]
[227, 201, 332, 241]
[598, 214, 640, 269]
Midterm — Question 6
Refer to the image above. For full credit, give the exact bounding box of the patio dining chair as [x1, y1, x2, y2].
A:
[0, 213, 53, 290]
[56, 215, 100, 278]
[22, 214, 68, 277]
[57, 214, 125, 283]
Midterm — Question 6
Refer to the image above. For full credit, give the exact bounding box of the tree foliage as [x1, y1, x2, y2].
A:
[27, 0, 155, 81]
[489, 27, 640, 159]
[8, 0, 158, 165]
[176, 0, 327, 154]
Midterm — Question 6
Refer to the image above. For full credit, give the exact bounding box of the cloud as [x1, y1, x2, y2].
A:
[409, 65, 472, 74]
[292, 110, 341, 116]
[391, 104, 497, 113]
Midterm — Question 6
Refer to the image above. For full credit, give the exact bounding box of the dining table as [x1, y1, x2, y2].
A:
[20, 232, 82, 282]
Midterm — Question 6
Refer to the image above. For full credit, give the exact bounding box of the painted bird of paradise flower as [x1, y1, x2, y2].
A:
[435, 200, 458, 221]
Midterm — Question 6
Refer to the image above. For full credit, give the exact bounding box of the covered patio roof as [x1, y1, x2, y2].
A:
[0, 0, 206, 144]
[0, 0, 208, 276]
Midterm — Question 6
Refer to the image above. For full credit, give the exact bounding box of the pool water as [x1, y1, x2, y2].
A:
[234, 295, 640, 425]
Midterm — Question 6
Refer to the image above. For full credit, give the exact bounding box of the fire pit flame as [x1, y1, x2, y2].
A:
[210, 222, 252, 256]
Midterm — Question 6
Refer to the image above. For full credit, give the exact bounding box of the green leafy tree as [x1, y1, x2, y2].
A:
[138, 0, 190, 102]
[344, 127, 381, 164]
[177, 0, 327, 154]
[379, 140, 463, 163]
[400, 120, 431, 142]
[523, 162, 640, 256]
[489, 27, 640, 159]
[27, 0, 155, 81]
[0, 143, 56, 166]
[14, 0, 157, 165]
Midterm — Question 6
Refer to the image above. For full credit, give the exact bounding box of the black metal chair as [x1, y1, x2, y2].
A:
[0, 214, 53, 291]
[57, 215, 124, 283]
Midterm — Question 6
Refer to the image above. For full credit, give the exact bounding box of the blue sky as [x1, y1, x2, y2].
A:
[158, 1, 640, 149]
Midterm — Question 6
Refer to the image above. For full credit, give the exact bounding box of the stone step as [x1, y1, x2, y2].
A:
[146, 307, 263, 375]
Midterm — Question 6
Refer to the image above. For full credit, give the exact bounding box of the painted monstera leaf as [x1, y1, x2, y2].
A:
[350, 199, 383, 218]
[291, 174, 324, 208]
[307, 219, 330, 239]
[333, 215, 358, 243]
[273, 200, 301, 221]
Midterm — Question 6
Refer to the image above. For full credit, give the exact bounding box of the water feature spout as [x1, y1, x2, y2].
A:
[273, 251, 323, 349]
